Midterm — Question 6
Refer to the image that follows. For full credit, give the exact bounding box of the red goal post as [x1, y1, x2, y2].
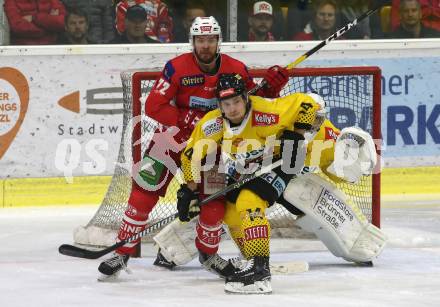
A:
[132, 66, 381, 224]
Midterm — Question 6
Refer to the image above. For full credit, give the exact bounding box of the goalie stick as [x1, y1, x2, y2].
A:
[58, 159, 284, 259]
[248, 6, 380, 95]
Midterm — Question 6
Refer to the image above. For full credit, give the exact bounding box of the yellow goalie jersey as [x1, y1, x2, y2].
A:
[305, 118, 343, 183]
[181, 93, 320, 183]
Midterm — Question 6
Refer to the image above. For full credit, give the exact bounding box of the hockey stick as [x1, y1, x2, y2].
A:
[58, 159, 283, 259]
[248, 6, 380, 95]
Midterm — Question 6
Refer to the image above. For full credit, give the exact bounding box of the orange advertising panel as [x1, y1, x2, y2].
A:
[0, 67, 29, 160]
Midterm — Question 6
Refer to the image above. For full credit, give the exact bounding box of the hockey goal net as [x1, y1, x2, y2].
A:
[74, 66, 381, 247]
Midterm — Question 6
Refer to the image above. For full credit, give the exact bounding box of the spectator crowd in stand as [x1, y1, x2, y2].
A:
[247, 1, 276, 41]
[1, 0, 440, 46]
[388, 0, 440, 38]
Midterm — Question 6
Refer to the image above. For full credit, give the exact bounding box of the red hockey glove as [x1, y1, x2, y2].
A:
[177, 109, 205, 131]
[262, 65, 289, 98]
[175, 109, 206, 143]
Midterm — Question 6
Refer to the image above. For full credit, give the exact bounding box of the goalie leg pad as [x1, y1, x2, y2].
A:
[283, 174, 387, 263]
[153, 218, 198, 266]
[343, 222, 388, 263]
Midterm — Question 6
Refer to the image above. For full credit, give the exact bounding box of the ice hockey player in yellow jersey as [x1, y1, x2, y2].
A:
[153, 85, 386, 286]
[176, 73, 322, 294]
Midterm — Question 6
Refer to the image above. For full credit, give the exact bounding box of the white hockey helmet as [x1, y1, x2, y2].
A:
[189, 16, 222, 53]
[307, 92, 327, 130]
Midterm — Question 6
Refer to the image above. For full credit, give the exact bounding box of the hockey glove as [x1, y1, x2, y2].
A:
[175, 109, 205, 143]
[262, 65, 289, 97]
[176, 184, 200, 222]
[178, 109, 205, 131]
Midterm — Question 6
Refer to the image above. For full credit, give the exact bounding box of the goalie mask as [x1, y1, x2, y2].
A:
[307, 92, 327, 131]
[189, 16, 222, 54]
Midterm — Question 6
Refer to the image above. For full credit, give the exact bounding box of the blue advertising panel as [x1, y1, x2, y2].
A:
[311, 57, 440, 164]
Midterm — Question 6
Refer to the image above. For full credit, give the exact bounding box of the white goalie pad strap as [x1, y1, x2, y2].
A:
[283, 174, 386, 262]
[326, 127, 377, 184]
[153, 218, 198, 266]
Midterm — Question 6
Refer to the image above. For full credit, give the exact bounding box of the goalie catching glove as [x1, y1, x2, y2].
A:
[327, 126, 378, 184]
[176, 184, 200, 222]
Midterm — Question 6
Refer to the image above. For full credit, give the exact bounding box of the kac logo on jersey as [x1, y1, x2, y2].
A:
[163, 61, 175, 81]
[252, 111, 279, 126]
[202, 116, 223, 136]
[180, 75, 205, 87]
[125, 204, 138, 217]
[325, 127, 339, 141]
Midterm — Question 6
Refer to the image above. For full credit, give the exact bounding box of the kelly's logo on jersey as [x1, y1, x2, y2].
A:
[325, 127, 339, 140]
[252, 111, 279, 126]
[180, 75, 205, 87]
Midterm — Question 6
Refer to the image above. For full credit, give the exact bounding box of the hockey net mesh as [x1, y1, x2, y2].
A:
[74, 67, 380, 247]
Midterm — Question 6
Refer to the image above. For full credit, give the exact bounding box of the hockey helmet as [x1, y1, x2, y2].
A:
[216, 74, 250, 121]
[216, 74, 246, 101]
[189, 16, 222, 53]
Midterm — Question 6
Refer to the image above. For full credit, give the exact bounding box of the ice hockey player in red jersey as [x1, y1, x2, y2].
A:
[97, 16, 289, 279]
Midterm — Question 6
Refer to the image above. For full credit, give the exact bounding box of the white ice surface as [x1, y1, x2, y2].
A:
[1, 205, 439, 307]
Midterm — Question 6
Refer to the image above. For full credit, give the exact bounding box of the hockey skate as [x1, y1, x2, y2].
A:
[199, 251, 238, 279]
[153, 248, 176, 270]
[97, 253, 130, 281]
[224, 256, 272, 294]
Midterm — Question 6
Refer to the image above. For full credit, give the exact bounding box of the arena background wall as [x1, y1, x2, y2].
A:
[0, 40, 439, 207]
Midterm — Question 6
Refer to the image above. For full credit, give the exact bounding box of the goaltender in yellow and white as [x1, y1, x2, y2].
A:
[153, 74, 387, 294]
